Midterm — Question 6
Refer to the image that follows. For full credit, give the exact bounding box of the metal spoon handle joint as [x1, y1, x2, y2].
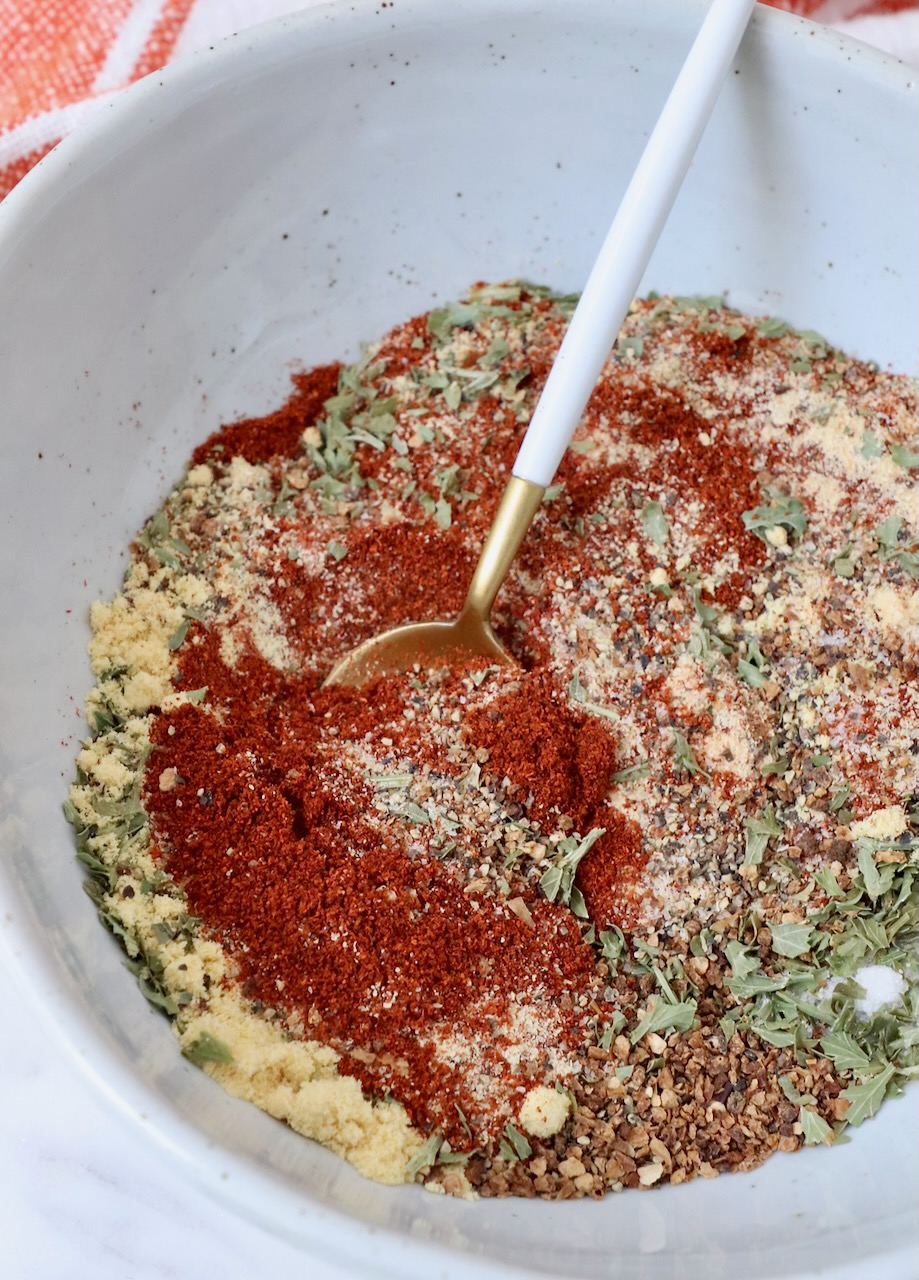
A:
[462, 475, 545, 621]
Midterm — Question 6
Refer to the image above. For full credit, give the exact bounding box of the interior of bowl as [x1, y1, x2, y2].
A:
[0, 2, 916, 1277]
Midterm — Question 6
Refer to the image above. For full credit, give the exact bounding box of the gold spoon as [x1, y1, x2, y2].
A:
[325, 0, 755, 688]
[325, 475, 544, 686]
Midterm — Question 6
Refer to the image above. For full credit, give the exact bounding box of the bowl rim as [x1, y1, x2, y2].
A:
[0, 0, 915, 252]
[0, 2, 916, 1278]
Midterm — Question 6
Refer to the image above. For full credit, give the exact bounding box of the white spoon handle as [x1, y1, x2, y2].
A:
[512, 0, 756, 489]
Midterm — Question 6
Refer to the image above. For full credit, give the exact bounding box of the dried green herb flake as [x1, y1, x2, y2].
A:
[671, 732, 708, 778]
[183, 1032, 235, 1066]
[611, 762, 650, 785]
[617, 336, 644, 359]
[540, 827, 606, 909]
[840, 1063, 896, 1126]
[757, 317, 789, 338]
[405, 1132, 443, 1177]
[800, 1106, 834, 1145]
[742, 489, 808, 541]
[890, 443, 919, 469]
[769, 922, 813, 959]
[724, 940, 760, 978]
[860, 432, 885, 459]
[503, 1123, 532, 1160]
[629, 997, 697, 1045]
[641, 501, 670, 546]
[399, 802, 432, 827]
[743, 806, 782, 865]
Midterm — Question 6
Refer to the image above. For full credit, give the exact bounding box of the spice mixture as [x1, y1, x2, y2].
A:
[68, 284, 919, 1198]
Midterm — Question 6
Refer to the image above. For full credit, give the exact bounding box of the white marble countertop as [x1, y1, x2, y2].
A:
[3, 963, 354, 1280]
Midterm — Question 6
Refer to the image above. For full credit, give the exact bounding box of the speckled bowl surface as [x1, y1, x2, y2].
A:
[0, 2, 916, 1277]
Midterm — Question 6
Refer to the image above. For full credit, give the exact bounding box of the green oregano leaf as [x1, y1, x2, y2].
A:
[641, 501, 670, 546]
[769, 921, 813, 959]
[671, 731, 709, 778]
[796, 328, 829, 356]
[830, 545, 857, 579]
[875, 515, 902, 551]
[860, 432, 885, 459]
[857, 844, 897, 899]
[829, 785, 851, 813]
[779, 1076, 812, 1104]
[599, 927, 627, 966]
[814, 865, 845, 898]
[800, 1106, 834, 1146]
[873, 515, 919, 578]
[406, 1132, 443, 1177]
[629, 997, 697, 1045]
[399, 802, 432, 827]
[738, 637, 767, 687]
[742, 488, 808, 541]
[611, 761, 650, 785]
[819, 1030, 871, 1074]
[503, 1123, 532, 1160]
[724, 940, 760, 978]
[539, 827, 606, 909]
[743, 805, 782, 866]
[168, 619, 190, 651]
[757, 317, 789, 338]
[725, 972, 789, 999]
[840, 1063, 896, 1126]
[427, 300, 483, 343]
[890, 443, 919, 469]
[182, 1032, 235, 1066]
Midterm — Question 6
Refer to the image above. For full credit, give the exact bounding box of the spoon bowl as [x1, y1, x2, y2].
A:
[324, 609, 510, 687]
[324, 474, 545, 685]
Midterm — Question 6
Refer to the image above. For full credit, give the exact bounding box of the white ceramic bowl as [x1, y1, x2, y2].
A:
[0, 2, 916, 1277]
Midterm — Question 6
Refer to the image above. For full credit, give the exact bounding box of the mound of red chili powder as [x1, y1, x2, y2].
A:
[71, 283, 919, 1199]
[144, 635, 601, 1147]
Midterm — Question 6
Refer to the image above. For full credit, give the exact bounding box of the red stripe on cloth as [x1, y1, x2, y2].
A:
[0, 0, 135, 129]
[762, 0, 916, 12]
[131, 0, 197, 81]
[760, 1, 843, 12]
[0, 139, 58, 200]
[853, 0, 918, 13]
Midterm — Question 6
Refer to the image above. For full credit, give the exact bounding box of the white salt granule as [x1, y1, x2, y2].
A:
[822, 964, 908, 1019]
[852, 964, 908, 1019]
